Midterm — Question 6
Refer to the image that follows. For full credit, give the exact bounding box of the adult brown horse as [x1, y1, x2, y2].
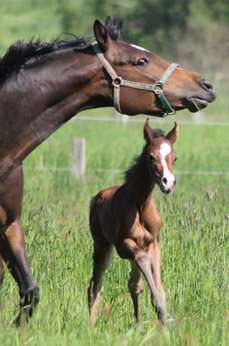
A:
[0, 16, 216, 324]
[88, 119, 178, 327]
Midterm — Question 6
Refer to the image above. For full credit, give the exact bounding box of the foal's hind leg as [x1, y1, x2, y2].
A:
[128, 260, 144, 322]
[0, 254, 4, 311]
[0, 218, 39, 326]
[88, 242, 114, 327]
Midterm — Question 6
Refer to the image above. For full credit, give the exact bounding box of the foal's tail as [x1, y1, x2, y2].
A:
[90, 191, 104, 215]
[89, 193, 103, 237]
[89, 196, 97, 217]
[89, 192, 104, 229]
[89, 194, 101, 224]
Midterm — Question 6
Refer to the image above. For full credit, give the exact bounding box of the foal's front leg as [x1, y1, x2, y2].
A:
[149, 241, 174, 325]
[117, 238, 174, 326]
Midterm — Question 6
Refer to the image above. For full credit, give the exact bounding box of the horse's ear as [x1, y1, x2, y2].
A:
[144, 118, 154, 145]
[94, 19, 111, 51]
[166, 122, 179, 144]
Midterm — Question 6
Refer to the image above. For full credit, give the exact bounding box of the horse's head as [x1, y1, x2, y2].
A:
[144, 118, 178, 194]
[93, 17, 216, 117]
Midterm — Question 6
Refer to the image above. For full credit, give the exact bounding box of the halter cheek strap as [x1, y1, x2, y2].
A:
[92, 43, 179, 117]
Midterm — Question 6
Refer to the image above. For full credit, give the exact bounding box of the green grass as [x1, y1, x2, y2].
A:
[0, 103, 228, 345]
[0, 3, 228, 344]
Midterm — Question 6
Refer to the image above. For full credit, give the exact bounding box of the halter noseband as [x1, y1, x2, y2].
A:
[92, 43, 179, 117]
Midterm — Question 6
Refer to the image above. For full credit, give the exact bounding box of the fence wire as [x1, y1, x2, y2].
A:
[24, 115, 229, 176]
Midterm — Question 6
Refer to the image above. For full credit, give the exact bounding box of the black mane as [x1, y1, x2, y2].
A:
[124, 128, 165, 183]
[0, 36, 88, 83]
[124, 155, 140, 184]
[0, 16, 124, 84]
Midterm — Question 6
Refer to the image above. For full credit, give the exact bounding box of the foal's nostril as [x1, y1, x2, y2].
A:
[200, 78, 213, 92]
[162, 177, 167, 185]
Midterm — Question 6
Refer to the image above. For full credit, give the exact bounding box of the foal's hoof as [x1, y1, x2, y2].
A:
[15, 286, 40, 327]
[165, 312, 175, 329]
[15, 311, 28, 328]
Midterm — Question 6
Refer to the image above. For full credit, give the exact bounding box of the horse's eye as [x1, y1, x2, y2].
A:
[174, 157, 178, 163]
[137, 58, 148, 66]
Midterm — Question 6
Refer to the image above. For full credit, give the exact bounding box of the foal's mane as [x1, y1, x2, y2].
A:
[0, 16, 124, 84]
[124, 128, 165, 184]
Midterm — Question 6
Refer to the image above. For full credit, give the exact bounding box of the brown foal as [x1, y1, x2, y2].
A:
[88, 118, 179, 327]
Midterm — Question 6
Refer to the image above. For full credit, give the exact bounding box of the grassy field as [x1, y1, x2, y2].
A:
[0, 3, 228, 344]
[0, 100, 228, 345]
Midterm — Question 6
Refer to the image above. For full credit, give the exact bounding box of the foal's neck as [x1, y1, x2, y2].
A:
[126, 149, 155, 210]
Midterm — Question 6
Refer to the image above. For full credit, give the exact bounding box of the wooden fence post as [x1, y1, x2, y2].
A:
[71, 138, 86, 179]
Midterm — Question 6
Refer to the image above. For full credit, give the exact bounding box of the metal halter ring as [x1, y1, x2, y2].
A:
[112, 77, 122, 87]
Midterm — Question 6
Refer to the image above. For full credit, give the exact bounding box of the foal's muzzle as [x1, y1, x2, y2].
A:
[159, 176, 176, 194]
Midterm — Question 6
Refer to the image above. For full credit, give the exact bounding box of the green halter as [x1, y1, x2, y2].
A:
[92, 43, 179, 117]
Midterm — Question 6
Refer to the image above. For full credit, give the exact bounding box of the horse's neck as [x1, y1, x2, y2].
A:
[0, 46, 111, 165]
[127, 153, 155, 209]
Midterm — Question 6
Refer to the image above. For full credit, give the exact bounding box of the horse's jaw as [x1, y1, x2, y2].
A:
[183, 95, 216, 113]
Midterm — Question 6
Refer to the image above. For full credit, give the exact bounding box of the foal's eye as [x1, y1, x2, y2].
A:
[174, 157, 178, 163]
[136, 58, 149, 66]
[148, 154, 155, 162]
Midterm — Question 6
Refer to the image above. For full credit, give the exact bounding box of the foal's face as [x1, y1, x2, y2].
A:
[144, 118, 178, 193]
[147, 139, 177, 194]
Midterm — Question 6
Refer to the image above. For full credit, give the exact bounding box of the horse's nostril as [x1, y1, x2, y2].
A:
[200, 78, 213, 92]
[162, 177, 167, 185]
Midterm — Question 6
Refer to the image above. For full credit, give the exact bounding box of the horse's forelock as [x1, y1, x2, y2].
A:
[152, 129, 165, 138]
[105, 16, 125, 41]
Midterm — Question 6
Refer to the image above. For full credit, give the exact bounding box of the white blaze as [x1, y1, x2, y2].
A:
[159, 142, 175, 188]
[130, 44, 149, 52]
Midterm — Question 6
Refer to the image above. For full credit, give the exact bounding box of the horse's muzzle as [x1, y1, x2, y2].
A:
[184, 79, 216, 112]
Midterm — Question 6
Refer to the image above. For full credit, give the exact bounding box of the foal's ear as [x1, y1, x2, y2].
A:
[166, 122, 179, 144]
[94, 19, 111, 51]
[144, 118, 155, 144]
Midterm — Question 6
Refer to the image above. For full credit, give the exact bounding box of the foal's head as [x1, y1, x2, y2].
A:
[144, 118, 179, 194]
